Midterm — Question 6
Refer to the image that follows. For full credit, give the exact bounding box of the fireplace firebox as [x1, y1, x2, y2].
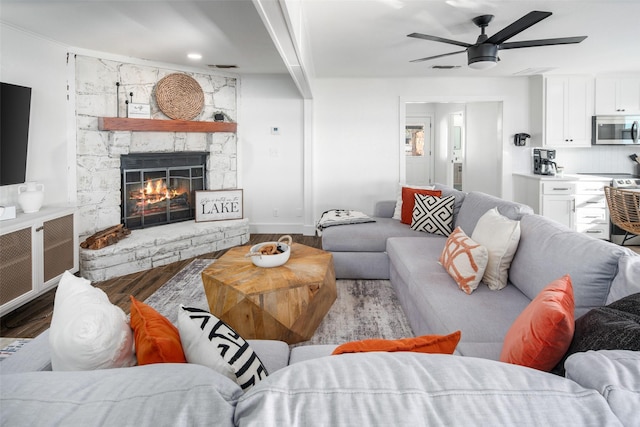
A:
[121, 153, 207, 229]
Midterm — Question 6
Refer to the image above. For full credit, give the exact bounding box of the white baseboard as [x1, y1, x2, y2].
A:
[250, 223, 304, 235]
[249, 222, 318, 236]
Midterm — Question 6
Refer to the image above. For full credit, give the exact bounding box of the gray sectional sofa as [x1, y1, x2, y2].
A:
[2, 332, 638, 426]
[323, 184, 639, 359]
[2, 183, 640, 426]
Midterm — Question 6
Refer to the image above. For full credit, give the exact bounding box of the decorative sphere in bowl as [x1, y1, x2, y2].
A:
[248, 241, 291, 268]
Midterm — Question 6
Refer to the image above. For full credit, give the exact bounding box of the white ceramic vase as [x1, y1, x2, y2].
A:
[18, 182, 45, 213]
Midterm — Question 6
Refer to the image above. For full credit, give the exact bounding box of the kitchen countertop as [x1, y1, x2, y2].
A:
[513, 173, 612, 182]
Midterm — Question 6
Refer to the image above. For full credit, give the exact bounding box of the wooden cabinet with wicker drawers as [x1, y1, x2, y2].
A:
[0, 206, 78, 316]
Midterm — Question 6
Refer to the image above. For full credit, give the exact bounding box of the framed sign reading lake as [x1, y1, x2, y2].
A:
[195, 189, 243, 222]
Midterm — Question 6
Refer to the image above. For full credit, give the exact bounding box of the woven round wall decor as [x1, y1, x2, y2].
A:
[155, 73, 204, 120]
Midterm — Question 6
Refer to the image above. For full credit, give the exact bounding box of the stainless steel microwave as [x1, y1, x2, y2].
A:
[592, 116, 639, 145]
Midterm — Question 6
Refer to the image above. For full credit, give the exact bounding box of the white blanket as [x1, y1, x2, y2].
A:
[316, 209, 375, 235]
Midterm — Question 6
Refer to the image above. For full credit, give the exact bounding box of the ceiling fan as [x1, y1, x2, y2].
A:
[408, 11, 587, 70]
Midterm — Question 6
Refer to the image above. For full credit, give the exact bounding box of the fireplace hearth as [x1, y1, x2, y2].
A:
[121, 152, 208, 229]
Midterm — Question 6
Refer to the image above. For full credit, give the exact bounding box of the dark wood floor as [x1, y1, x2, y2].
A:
[0, 234, 322, 339]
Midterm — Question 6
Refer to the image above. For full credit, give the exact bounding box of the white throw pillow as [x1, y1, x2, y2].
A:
[471, 207, 521, 290]
[49, 271, 136, 371]
[392, 183, 434, 220]
[178, 305, 268, 391]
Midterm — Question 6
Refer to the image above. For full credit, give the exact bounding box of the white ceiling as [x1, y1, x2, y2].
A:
[0, 0, 288, 74]
[1, 0, 640, 79]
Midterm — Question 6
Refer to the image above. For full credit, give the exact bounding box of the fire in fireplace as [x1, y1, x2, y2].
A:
[121, 152, 207, 229]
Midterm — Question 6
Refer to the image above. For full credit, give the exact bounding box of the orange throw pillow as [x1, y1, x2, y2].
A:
[500, 275, 575, 372]
[331, 331, 461, 355]
[129, 296, 186, 365]
[400, 187, 442, 224]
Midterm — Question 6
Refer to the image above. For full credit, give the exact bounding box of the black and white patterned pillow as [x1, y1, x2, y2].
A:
[411, 194, 455, 236]
[177, 305, 268, 391]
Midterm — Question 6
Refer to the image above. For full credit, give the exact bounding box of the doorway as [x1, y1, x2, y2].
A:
[405, 116, 433, 186]
[449, 112, 464, 190]
[400, 99, 503, 197]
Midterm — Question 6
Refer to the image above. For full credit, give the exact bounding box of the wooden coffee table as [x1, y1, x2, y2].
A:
[201, 243, 336, 344]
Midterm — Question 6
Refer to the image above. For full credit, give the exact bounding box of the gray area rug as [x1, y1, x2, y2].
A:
[144, 259, 414, 345]
[144, 259, 213, 325]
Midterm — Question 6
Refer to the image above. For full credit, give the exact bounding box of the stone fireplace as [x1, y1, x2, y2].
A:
[120, 152, 207, 229]
[75, 55, 249, 281]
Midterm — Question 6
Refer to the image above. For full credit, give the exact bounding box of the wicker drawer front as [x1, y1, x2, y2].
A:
[0, 227, 33, 306]
[43, 214, 75, 282]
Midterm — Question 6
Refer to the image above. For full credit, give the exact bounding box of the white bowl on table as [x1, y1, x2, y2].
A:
[247, 235, 292, 268]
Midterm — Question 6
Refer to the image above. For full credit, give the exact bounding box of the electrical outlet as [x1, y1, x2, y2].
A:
[273, 209, 278, 217]
[270, 126, 280, 135]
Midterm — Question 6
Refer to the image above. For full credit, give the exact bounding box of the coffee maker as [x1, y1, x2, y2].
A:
[533, 148, 557, 175]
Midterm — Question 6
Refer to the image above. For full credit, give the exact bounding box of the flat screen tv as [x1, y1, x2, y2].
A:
[1, 82, 32, 186]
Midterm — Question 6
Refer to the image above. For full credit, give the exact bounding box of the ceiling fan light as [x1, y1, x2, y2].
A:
[468, 59, 497, 70]
[467, 44, 498, 70]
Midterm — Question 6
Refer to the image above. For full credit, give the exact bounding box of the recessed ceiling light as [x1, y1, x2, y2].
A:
[187, 53, 202, 60]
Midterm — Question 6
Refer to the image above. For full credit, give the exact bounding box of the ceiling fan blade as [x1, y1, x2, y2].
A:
[410, 50, 467, 63]
[485, 11, 552, 45]
[500, 36, 587, 50]
[407, 33, 472, 48]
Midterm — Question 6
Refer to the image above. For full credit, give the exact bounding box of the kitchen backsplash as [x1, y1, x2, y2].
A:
[553, 145, 640, 175]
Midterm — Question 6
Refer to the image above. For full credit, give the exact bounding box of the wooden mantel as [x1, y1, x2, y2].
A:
[98, 117, 237, 133]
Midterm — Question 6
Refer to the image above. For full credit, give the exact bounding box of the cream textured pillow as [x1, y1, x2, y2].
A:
[439, 227, 489, 295]
[471, 208, 521, 290]
[392, 183, 434, 220]
[49, 271, 136, 371]
[178, 305, 268, 391]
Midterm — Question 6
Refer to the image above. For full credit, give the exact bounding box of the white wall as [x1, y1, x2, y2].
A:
[312, 77, 530, 219]
[239, 74, 305, 233]
[465, 102, 502, 196]
[0, 24, 70, 208]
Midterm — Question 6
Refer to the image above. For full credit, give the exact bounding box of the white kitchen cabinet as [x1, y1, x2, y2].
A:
[541, 181, 576, 229]
[529, 75, 594, 148]
[574, 180, 610, 240]
[513, 174, 610, 240]
[595, 77, 640, 115]
[542, 196, 575, 229]
[0, 206, 78, 316]
[544, 77, 593, 147]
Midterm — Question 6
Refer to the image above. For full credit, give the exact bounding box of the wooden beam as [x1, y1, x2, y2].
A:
[98, 117, 237, 133]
